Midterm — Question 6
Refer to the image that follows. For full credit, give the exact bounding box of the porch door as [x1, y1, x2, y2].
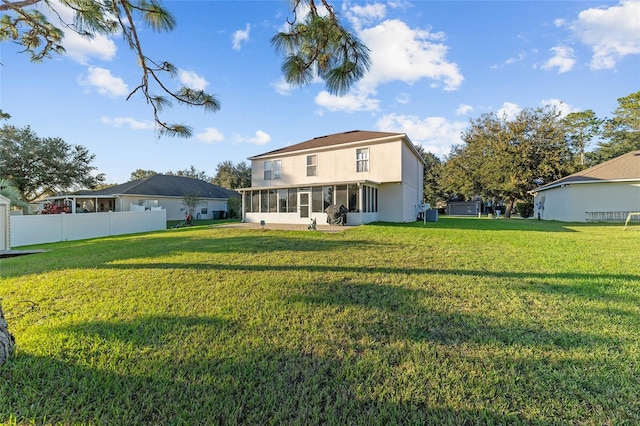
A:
[299, 191, 310, 219]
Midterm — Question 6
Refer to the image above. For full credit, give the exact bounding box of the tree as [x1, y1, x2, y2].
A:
[0, 300, 14, 367]
[0, 178, 29, 210]
[272, 0, 371, 96]
[562, 110, 602, 169]
[0, 124, 105, 212]
[589, 91, 640, 163]
[130, 169, 158, 181]
[413, 145, 444, 207]
[167, 166, 210, 182]
[211, 161, 251, 190]
[440, 106, 571, 218]
[181, 193, 202, 219]
[1, 0, 369, 137]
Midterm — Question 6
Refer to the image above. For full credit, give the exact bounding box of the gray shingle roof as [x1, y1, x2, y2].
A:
[536, 150, 640, 191]
[79, 174, 240, 199]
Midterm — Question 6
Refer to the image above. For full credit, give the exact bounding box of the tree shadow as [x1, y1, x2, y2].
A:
[1, 315, 551, 425]
[285, 281, 630, 350]
[0, 232, 378, 278]
[371, 217, 582, 232]
[98, 261, 640, 306]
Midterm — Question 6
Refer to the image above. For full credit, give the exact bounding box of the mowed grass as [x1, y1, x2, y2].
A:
[1, 218, 639, 425]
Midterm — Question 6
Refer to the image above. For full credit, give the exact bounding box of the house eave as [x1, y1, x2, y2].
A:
[529, 178, 640, 194]
[237, 179, 383, 193]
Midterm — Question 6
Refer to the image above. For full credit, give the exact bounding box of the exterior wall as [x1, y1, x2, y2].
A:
[401, 144, 424, 222]
[251, 138, 404, 188]
[119, 196, 228, 220]
[534, 181, 640, 222]
[10, 210, 167, 247]
[378, 183, 403, 222]
[0, 195, 10, 251]
[246, 136, 423, 224]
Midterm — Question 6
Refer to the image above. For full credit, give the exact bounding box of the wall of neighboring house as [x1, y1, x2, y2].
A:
[535, 181, 640, 222]
[119, 196, 228, 221]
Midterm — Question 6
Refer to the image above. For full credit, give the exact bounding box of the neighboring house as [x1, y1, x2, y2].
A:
[238, 130, 425, 225]
[46, 174, 240, 221]
[531, 150, 640, 222]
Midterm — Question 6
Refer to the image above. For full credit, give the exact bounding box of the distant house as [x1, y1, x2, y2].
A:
[46, 174, 240, 221]
[531, 150, 640, 222]
[238, 130, 425, 225]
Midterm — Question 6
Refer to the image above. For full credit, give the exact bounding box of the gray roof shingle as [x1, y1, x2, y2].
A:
[79, 174, 240, 199]
[536, 150, 640, 191]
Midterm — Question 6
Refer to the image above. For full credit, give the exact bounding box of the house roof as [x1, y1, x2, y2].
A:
[75, 174, 240, 199]
[535, 150, 640, 192]
[248, 130, 414, 159]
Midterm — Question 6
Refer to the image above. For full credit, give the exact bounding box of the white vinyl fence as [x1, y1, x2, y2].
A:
[10, 210, 167, 248]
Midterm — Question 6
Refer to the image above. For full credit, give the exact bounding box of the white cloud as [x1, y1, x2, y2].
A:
[236, 130, 271, 145]
[232, 24, 251, 51]
[540, 98, 576, 118]
[358, 19, 464, 93]
[570, 1, 640, 69]
[271, 77, 294, 96]
[456, 104, 474, 116]
[542, 46, 576, 73]
[314, 18, 463, 113]
[195, 127, 225, 143]
[79, 67, 128, 97]
[46, 0, 117, 64]
[376, 113, 467, 157]
[396, 92, 411, 104]
[505, 52, 526, 65]
[100, 116, 154, 130]
[179, 70, 209, 91]
[345, 2, 387, 30]
[315, 90, 380, 113]
[497, 102, 522, 120]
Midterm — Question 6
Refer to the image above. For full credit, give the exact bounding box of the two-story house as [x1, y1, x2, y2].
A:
[239, 130, 425, 225]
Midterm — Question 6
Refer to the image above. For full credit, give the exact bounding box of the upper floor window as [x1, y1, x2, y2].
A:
[264, 159, 281, 180]
[356, 148, 369, 172]
[307, 155, 317, 176]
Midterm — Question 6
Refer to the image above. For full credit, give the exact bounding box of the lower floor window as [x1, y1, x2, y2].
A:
[243, 184, 377, 214]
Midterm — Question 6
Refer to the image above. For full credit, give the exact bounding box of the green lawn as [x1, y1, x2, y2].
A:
[1, 218, 638, 425]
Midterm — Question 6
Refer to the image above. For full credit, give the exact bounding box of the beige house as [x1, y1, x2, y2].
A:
[531, 150, 640, 222]
[239, 130, 425, 225]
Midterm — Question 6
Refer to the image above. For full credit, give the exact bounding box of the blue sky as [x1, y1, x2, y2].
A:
[1, 0, 639, 184]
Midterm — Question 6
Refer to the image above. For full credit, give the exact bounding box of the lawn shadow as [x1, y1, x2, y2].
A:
[0, 231, 379, 278]
[370, 217, 583, 232]
[100, 261, 640, 306]
[285, 281, 630, 350]
[1, 315, 543, 425]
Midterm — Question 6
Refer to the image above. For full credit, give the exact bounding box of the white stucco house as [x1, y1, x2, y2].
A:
[531, 150, 640, 222]
[238, 130, 425, 225]
[45, 174, 240, 221]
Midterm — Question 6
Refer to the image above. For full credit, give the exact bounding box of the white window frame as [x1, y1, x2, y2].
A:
[307, 155, 317, 177]
[356, 148, 369, 173]
[264, 159, 281, 180]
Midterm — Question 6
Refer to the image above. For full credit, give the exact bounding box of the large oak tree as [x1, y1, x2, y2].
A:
[0, 124, 105, 211]
[440, 106, 572, 218]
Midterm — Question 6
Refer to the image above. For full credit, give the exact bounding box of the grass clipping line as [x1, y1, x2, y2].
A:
[0, 301, 15, 366]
